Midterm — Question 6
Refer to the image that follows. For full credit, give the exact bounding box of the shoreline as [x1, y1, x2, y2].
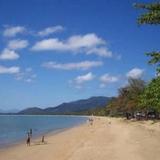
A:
[0, 116, 88, 150]
[1, 117, 160, 160]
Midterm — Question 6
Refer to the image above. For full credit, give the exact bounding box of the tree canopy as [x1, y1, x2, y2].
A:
[83, 2, 160, 118]
[135, 2, 160, 74]
[146, 51, 160, 74]
[106, 78, 145, 116]
[139, 77, 160, 112]
[134, 2, 160, 25]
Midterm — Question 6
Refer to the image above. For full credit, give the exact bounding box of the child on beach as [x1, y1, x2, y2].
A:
[42, 135, 45, 143]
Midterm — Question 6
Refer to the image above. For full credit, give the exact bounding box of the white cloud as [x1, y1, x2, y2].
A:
[3, 26, 26, 37]
[100, 74, 119, 88]
[32, 38, 65, 51]
[0, 66, 36, 82]
[0, 65, 20, 74]
[126, 68, 144, 79]
[32, 33, 112, 57]
[15, 68, 36, 83]
[8, 39, 29, 50]
[70, 72, 95, 89]
[42, 61, 103, 70]
[66, 34, 105, 49]
[38, 25, 64, 36]
[75, 72, 94, 84]
[87, 47, 112, 57]
[0, 48, 19, 60]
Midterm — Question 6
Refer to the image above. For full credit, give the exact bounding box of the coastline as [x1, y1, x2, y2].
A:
[0, 115, 88, 150]
[1, 117, 160, 160]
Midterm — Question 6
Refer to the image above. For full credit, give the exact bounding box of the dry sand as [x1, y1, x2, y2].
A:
[1, 117, 160, 160]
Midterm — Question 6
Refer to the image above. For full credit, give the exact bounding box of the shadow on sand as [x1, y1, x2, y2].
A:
[30, 141, 49, 146]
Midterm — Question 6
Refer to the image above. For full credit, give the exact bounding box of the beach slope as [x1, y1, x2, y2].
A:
[1, 117, 160, 160]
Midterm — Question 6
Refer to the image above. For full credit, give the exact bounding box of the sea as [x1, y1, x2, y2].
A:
[0, 115, 88, 148]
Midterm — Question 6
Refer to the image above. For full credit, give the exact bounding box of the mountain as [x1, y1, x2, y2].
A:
[18, 96, 112, 115]
[0, 108, 19, 114]
[18, 107, 44, 115]
[44, 96, 111, 114]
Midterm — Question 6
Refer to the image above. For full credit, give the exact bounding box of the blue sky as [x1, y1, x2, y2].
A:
[0, 0, 159, 110]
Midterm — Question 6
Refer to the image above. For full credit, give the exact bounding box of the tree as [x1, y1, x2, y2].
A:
[139, 77, 160, 112]
[135, 2, 160, 74]
[134, 2, 160, 25]
[135, 2, 160, 115]
[106, 78, 145, 116]
[146, 51, 160, 74]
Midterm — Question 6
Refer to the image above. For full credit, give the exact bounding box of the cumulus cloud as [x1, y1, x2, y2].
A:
[70, 72, 95, 89]
[32, 33, 112, 57]
[0, 65, 36, 82]
[0, 65, 20, 74]
[100, 74, 119, 88]
[15, 67, 36, 83]
[126, 68, 144, 79]
[71, 72, 95, 88]
[0, 48, 19, 60]
[86, 47, 112, 57]
[32, 38, 66, 51]
[3, 26, 26, 37]
[38, 25, 64, 36]
[75, 72, 94, 84]
[8, 39, 29, 50]
[32, 33, 104, 50]
[42, 61, 103, 70]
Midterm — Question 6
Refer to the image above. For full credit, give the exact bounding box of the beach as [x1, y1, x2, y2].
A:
[1, 117, 160, 160]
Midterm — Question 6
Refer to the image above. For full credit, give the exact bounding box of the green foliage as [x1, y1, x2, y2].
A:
[134, 2, 160, 24]
[62, 106, 110, 116]
[106, 79, 145, 116]
[146, 51, 160, 74]
[85, 79, 146, 117]
[134, 2, 160, 115]
[135, 2, 160, 74]
[139, 77, 160, 112]
[86, 2, 160, 117]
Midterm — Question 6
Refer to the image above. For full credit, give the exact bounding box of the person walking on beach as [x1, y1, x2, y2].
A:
[26, 132, 31, 146]
[89, 117, 93, 125]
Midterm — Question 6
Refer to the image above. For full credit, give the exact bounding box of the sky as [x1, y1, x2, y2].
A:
[0, 0, 159, 110]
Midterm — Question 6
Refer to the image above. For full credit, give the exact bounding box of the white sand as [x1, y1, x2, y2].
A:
[1, 117, 160, 160]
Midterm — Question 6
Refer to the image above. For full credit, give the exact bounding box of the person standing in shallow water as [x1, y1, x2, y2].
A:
[29, 129, 32, 137]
